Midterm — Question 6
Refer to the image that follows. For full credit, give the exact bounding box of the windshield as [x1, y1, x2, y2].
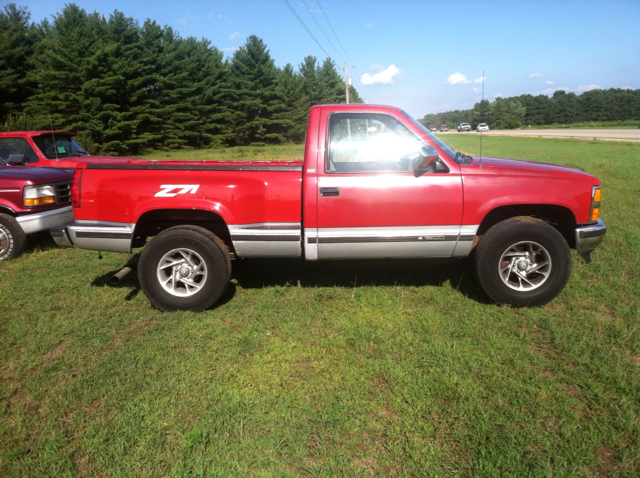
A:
[32, 135, 88, 159]
[401, 111, 458, 162]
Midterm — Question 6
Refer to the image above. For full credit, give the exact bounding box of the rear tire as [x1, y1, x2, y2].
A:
[0, 214, 26, 261]
[474, 217, 571, 307]
[138, 226, 231, 311]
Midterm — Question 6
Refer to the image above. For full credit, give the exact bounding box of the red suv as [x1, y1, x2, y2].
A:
[0, 159, 73, 260]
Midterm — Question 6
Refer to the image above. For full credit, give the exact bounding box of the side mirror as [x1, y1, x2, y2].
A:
[7, 154, 27, 166]
[413, 145, 440, 172]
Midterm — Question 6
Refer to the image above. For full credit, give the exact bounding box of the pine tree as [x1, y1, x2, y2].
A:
[230, 36, 292, 145]
[25, 5, 108, 131]
[277, 64, 308, 143]
[0, 3, 36, 122]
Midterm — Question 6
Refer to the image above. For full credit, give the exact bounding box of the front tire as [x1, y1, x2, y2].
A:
[138, 226, 231, 311]
[474, 217, 571, 307]
[0, 214, 26, 261]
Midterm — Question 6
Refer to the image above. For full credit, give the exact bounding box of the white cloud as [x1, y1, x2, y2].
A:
[545, 81, 554, 85]
[368, 64, 386, 73]
[473, 87, 481, 93]
[447, 72, 471, 85]
[365, 22, 373, 28]
[528, 73, 545, 78]
[229, 31, 240, 39]
[222, 47, 239, 53]
[447, 72, 485, 85]
[361, 65, 402, 86]
[576, 84, 602, 92]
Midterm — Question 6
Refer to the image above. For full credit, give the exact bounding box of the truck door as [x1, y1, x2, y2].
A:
[312, 111, 464, 260]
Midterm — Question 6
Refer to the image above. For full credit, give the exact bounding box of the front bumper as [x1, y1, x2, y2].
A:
[50, 221, 135, 253]
[575, 219, 607, 263]
[16, 206, 74, 235]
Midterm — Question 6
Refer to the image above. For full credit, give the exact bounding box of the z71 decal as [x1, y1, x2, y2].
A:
[155, 185, 200, 197]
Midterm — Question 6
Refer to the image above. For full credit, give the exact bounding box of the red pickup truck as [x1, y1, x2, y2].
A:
[0, 131, 127, 168]
[51, 104, 606, 311]
[0, 159, 73, 260]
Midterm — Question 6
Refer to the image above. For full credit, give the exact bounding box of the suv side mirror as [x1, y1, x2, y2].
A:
[413, 145, 440, 173]
[8, 154, 27, 165]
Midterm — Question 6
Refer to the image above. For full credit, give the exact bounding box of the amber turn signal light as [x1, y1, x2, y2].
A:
[594, 189, 601, 202]
[25, 196, 56, 206]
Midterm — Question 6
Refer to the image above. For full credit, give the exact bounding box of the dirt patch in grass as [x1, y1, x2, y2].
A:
[72, 451, 94, 477]
[595, 445, 617, 476]
[42, 342, 66, 367]
[8, 391, 40, 411]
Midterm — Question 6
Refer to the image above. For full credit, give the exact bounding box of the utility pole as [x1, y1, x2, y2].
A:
[340, 65, 355, 104]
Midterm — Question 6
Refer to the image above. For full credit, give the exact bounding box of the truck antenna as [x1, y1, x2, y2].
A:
[49, 115, 59, 161]
[478, 71, 484, 168]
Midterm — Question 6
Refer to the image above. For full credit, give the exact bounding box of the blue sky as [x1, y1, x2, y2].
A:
[11, 0, 640, 118]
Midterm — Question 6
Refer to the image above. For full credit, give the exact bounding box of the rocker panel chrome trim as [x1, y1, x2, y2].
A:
[66, 221, 135, 253]
[229, 222, 302, 258]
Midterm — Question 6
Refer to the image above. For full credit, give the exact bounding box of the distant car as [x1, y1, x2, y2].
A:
[458, 123, 471, 132]
[430, 126, 437, 132]
[441, 125, 448, 132]
[477, 123, 489, 132]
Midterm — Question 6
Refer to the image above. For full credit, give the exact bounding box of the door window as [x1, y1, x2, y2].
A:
[327, 113, 424, 173]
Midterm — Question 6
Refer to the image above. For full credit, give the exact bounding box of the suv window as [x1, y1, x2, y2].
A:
[327, 113, 423, 173]
[0, 137, 39, 163]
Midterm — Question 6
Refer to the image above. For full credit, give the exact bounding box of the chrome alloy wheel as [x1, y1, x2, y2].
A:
[156, 247, 208, 297]
[498, 241, 552, 291]
[0, 228, 8, 256]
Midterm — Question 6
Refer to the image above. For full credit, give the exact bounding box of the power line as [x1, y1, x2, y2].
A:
[314, 0, 355, 68]
[282, 0, 364, 101]
[282, 0, 332, 61]
[300, 0, 346, 65]
[314, 0, 363, 90]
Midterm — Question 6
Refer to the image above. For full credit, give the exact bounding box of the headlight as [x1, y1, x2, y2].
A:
[24, 184, 56, 206]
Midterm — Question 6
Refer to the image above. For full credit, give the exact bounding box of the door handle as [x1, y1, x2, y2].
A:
[320, 187, 340, 197]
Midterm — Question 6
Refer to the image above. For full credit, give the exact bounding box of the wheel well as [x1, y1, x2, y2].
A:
[0, 206, 16, 216]
[477, 205, 577, 248]
[133, 209, 233, 252]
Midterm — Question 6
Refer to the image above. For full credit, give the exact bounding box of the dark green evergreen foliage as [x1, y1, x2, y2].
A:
[0, 3, 364, 152]
[135, 23, 232, 152]
[298, 56, 363, 108]
[0, 4, 36, 121]
[277, 64, 309, 143]
[25, 5, 145, 154]
[230, 35, 292, 145]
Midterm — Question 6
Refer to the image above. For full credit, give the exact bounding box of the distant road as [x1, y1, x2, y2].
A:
[448, 129, 640, 142]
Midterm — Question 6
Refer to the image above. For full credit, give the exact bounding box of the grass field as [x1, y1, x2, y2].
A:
[513, 120, 640, 130]
[140, 144, 304, 162]
[1, 137, 639, 477]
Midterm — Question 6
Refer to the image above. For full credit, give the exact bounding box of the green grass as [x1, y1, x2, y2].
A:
[513, 120, 640, 130]
[139, 144, 304, 162]
[1, 139, 639, 477]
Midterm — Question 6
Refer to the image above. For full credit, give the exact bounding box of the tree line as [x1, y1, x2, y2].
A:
[420, 88, 640, 130]
[0, 3, 362, 155]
